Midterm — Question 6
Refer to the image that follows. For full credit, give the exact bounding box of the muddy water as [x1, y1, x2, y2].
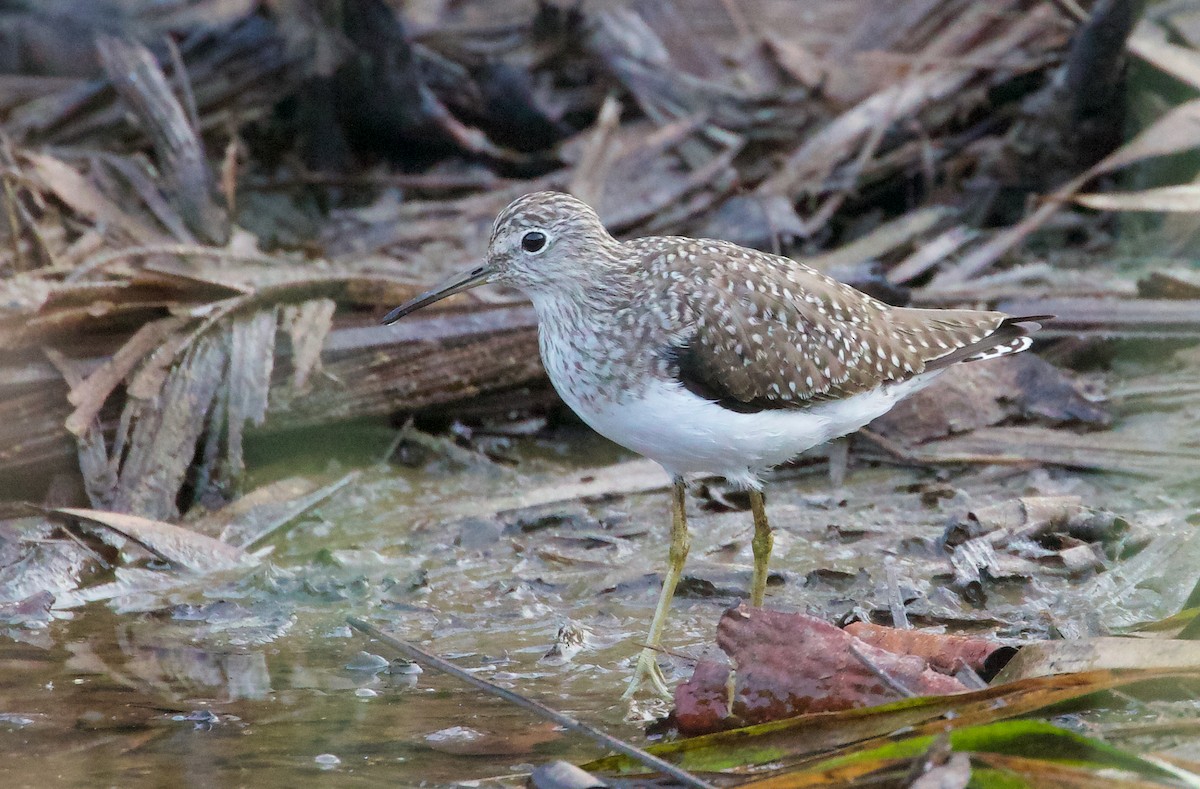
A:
[1, 357, 1199, 786]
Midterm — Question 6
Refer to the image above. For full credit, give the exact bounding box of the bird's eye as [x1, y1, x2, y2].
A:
[521, 231, 547, 253]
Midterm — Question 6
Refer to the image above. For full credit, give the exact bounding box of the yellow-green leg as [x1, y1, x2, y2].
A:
[623, 476, 691, 700]
[748, 488, 772, 607]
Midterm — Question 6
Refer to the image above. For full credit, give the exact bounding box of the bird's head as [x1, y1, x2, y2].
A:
[381, 191, 619, 324]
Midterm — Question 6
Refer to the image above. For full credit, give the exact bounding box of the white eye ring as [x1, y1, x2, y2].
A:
[521, 230, 548, 254]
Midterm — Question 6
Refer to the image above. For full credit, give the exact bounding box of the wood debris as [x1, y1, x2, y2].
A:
[0, 0, 1195, 637]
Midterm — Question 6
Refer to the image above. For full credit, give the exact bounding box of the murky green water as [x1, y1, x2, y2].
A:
[1, 347, 1199, 787]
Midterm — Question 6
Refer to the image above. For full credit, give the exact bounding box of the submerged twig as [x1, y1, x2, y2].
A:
[346, 617, 715, 789]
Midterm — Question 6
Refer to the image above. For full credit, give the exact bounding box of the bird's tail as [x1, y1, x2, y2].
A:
[925, 315, 1051, 370]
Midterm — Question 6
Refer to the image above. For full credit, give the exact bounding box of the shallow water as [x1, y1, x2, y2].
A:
[1, 351, 1199, 787]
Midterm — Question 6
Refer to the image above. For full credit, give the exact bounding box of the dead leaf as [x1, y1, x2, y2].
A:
[54, 507, 253, 572]
[843, 622, 1014, 678]
[64, 315, 189, 436]
[674, 604, 967, 735]
[0, 590, 55, 628]
[992, 637, 1200, 684]
[1130, 25, 1200, 93]
[23, 152, 166, 244]
[281, 298, 335, 392]
[1076, 184, 1200, 213]
[1094, 99, 1200, 176]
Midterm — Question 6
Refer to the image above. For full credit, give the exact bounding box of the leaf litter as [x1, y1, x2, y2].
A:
[1, 0, 1200, 786]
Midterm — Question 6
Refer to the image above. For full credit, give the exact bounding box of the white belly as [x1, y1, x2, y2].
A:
[555, 374, 939, 487]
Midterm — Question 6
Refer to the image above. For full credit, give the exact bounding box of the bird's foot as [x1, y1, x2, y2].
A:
[621, 646, 672, 700]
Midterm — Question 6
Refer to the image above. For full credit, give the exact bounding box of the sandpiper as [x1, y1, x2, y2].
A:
[382, 191, 1045, 699]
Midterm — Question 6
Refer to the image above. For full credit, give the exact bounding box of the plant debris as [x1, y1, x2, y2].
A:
[2, 0, 1200, 785]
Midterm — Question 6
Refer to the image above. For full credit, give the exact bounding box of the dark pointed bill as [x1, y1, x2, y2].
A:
[381, 263, 494, 324]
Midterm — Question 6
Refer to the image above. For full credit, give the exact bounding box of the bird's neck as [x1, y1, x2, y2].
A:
[526, 247, 635, 328]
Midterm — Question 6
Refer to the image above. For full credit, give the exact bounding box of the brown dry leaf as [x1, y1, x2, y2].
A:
[125, 326, 196, 400]
[992, 637, 1200, 684]
[55, 507, 253, 572]
[448, 459, 672, 521]
[64, 315, 189, 436]
[0, 590, 56, 629]
[0, 518, 95, 605]
[52, 567, 209, 610]
[96, 36, 228, 245]
[134, 256, 256, 295]
[993, 296, 1200, 338]
[674, 604, 967, 735]
[22, 152, 166, 244]
[761, 34, 827, 89]
[187, 477, 321, 540]
[567, 94, 624, 209]
[887, 226, 978, 285]
[1076, 184, 1200, 212]
[843, 622, 1012, 677]
[1092, 100, 1200, 175]
[282, 298, 335, 392]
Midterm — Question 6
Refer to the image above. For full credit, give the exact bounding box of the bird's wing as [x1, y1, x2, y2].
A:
[640, 238, 1030, 411]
